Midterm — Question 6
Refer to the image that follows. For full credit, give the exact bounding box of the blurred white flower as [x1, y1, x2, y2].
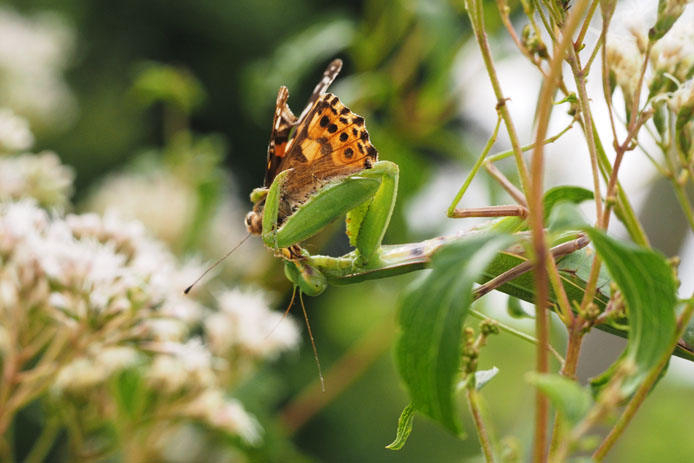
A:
[53, 357, 106, 392]
[0, 8, 76, 129]
[206, 288, 300, 360]
[0, 151, 73, 208]
[183, 389, 261, 445]
[66, 211, 205, 324]
[53, 346, 141, 393]
[649, 9, 694, 83]
[668, 79, 694, 113]
[0, 199, 205, 335]
[85, 169, 196, 249]
[606, 33, 644, 102]
[146, 339, 218, 392]
[0, 108, 33, 152]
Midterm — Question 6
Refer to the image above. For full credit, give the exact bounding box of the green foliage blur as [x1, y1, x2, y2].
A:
[4, 0, 693, 462]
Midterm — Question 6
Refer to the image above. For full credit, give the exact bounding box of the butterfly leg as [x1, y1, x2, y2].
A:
[345, 160, 399, 267]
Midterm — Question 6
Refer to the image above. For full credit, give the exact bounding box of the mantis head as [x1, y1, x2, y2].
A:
[245, 187, 269, 235]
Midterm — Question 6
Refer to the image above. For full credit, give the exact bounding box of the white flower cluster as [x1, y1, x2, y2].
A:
[0, 199, 299, 447]
[0, 8, 76, 128]
[0, 151, 73, 208]
[207, 288, 300, 360]
[86, 169, 196, 248]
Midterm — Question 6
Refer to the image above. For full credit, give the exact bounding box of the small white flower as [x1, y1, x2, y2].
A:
[146, 339, 217, 392]
[95, 346, 141, 373]
[668, 79, 694, 113]
[85, 170, 196, 247]
[0, 8, 76, 127]
[142, 318, 190, 342]
[0, 108, 33, 152]
[650, 10, 694, 83]
[184, 389, 262, 445]
[206, 288, 299, 360]
[606, 33, 644, 100]
[53, 357, 106, 392]
[0, 151, 73, 207]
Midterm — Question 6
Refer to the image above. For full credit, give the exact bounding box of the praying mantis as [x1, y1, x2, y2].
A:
[241, 59, 694, 362]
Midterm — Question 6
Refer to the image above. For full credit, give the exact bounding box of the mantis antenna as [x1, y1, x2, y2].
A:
[299, 291, 325, 392]
[266, 287, 326, 392]
[184, 232, 252, 294]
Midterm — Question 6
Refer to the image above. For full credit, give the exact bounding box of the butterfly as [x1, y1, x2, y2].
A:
[245, 59, 378, 236]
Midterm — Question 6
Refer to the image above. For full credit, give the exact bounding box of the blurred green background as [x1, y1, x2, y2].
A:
[4, 0, 692, 461]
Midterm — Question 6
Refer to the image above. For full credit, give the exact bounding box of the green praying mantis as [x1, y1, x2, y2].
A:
[236, 59, 694, 363]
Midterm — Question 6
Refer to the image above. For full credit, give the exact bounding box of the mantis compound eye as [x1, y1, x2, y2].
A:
[245, 211, 262, 235]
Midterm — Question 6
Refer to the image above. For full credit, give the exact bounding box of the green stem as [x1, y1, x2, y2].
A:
[575, 0, 600, 47]
[25, 417, 61, 463]
[486, 120, 575, 164]
[469, 309, 564, 363]
[671, 179, 694, 233]
[528, 2, 592, 462]
[448, 116, 503, 216]
[465, 0, 532, 196]
[568, 44, 604, 226]
[593, 300, 694, 461]
[466, 388, 495, 463]
[548, 327, 586, 458]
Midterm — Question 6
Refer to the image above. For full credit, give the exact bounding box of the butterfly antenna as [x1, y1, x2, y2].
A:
[265, 285, 297, 339]
[184, 232, 252, 294]
[299, 291, 325, 392]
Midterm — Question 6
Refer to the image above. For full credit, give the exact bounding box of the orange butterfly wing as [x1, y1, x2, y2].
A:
[276, 92, 378, 215]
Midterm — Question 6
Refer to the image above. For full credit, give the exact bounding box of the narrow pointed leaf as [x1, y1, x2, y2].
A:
[395, 234, 513, 435]
[585, 229, 677, 396]
[386, 403, 416, 450]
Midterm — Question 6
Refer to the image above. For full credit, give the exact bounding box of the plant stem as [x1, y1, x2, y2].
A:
[469, 309, 564, 363]
[486, 120, 575, 164]
[448, 116, 503, 216]
[24, 416, 61, 463]
[529, 2, 592, 461]
[547, 327, 586, 457]
[592, 300, 694, 461]
[574, 0, 599, 47]
[567, 44, 604, 226]
[671, 179, 694, 233]
[466, 388, 496, 463]
[465, 0, 531, 196]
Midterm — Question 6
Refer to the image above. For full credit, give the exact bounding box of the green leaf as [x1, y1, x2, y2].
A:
[585, 229, 678, 396]
[395, 234, 513, 435]
[547, 201, 589, 232]
[386, 403, 416, 450]
[526, 373, 593, 425]
[543, 186, 594, 219]
[507, 296, 533, 319]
